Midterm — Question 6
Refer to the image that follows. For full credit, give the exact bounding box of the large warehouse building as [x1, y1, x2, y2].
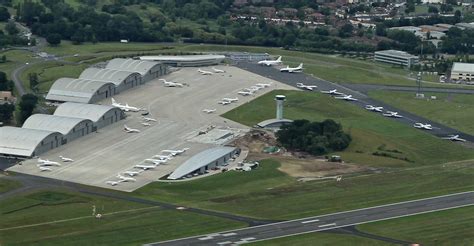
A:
[451, 62, 474, 81]
[139, 55, 225, 67]
[46, 58, 167, 104]
[168, 147, 239, 180]
[0, 103, 124, 158]
[374, 50, 419, 68]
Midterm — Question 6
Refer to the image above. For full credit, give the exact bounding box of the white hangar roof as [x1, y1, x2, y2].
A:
[168, 147, 236, 180]
[0, 127, 62, 157]
[46, 78, 114, 103]
[452, 62, 474, 73]
[106, 58, 161, 75]
[79, 68, 140, 85]
[54, 102, 120, 122]
[23, 114, 92, 135]
[140, 55, 225, 62]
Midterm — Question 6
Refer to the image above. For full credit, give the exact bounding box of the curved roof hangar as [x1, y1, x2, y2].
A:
[46, 78, 114, 103]
[23, 114, 92, 135]
[54, 102, 121, 122]
[0, 127, 62, 157]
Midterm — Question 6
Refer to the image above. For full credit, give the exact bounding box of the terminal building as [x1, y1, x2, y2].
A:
[139, 55, 225, 67]
[46, 58, 167, 104]
[168, 147, 239, 180]
[450, 62, 474, 81]
[0, 103, 124, 158]
[374, 50, 419, 68]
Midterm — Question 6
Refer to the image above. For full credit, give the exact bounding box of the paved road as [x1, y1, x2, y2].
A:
[147, 191, 474, 245]
[235, 62, 474, 144]
[343, 83, 474, 95]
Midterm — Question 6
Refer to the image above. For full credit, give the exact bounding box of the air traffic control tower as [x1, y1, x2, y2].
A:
[257, 94, 293, 129]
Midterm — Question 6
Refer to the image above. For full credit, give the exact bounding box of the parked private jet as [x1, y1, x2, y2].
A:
[134, 164, 156, 170]
[152, 154, 173, 160]
[321, 89, 344, 95]
[334, 94, 358, 101]
[106, 181, 120, 186]
[280, 63, 303, 73]
[212, 67, 225, 73]
[37, 158, 60, 166]
[59, 156, 74, 162]
[382, 111, 403, 118]
[39, 166, 52, 171]
[162, 148, 189, 156]
[124, 125, 140, 133]
[296, 83, 317, 91]
[111, 98, 140, 112]
[238, 90, 253, 96]
[141, 122, 151, 126]
[256, 83, 272, 88]
[218, 100, 231, 105]
[442, 134, 467, 142]
[222, 97, 239, 103]
[145, 159, 167, 165]
[198, 69, 213, 75]
[159, 79, 184, 87]
[202, 109, 216, 114]
[414, 123, 433, 130]
[258, 56, 282, 66]
[117, 174, 136, 182]
[123, 170, 142, 176]
[365, 105, 384, 112]
[142, 116, 157, 122]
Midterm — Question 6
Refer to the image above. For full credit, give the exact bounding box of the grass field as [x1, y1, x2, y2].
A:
[250, 232, 391, 246]
[358, 206, 474, 245]
[369, 91, 474, 135]
[0, 177, 21, 193]
[0, 50, 36, 80]
[134, 90, 474, 220]
[0, 189, 245, 245]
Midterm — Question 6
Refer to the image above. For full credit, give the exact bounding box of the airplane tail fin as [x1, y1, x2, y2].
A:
[111, 98, 116, 104]
[276, 56, 282, 62]
[298, 63, 303, 68]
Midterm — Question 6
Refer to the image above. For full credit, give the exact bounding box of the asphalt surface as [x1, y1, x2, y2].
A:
[148, 191, 474, 245]
[235, 62, 474, 144]
[343, 83, 474, 95]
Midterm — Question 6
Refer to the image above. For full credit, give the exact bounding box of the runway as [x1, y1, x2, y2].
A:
[146, 191, 474, 245]
[235, 62, 474, 144]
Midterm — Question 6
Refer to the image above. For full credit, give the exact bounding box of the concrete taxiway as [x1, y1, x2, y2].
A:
[8, 66, 296, 191]
[235, 62, 474, 144]
[147, 191, 474, 245]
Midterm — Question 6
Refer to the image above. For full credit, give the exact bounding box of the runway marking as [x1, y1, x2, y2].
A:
[217, 241, 232, 245]
[198, 236, 213, 240]
[318, 223, 336, 228]
[301, 219, 319, 224]
[222, 232, 237, 237]
[240, 237, 256, 241]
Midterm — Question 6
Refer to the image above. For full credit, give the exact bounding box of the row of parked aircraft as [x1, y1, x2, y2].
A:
[197, 67, 225, 75]
[36, 156, 73, 171]
[106, 148, 189, 186]
[218, 97, 239, 105]
[257, 56, 304, 73]
[237, 83, 272, 96]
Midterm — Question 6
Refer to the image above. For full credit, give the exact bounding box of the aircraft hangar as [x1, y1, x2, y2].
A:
[139, 55, 225, 67]
[46, 58, 168, 104]
[0, 103, 124, 158]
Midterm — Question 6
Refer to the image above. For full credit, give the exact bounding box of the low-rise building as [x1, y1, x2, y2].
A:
[374, 50, 419, 68]
[0, 91, 15, 104]
[451, 62, 474, 81]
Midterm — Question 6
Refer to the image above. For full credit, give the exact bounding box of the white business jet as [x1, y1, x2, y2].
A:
[134, 164, 156, 170]
[441, 134, 467, 142]
[152, 154, 173, 161]
[218, 100, 231, 105]
[212, 67, 225, 73]
[141, 122, 151, 127]
[321, 89, 345, 95]
[159, 79, 184, 87]
[222, 97, 239, 103]
[111, 98, 140, 112]
[123, 170, 142, 176]
[365, 105, 384, 112]
[198, 69, 213, 75]
[142, 116, 157, 122]
[59, 156, 74, 162]
[238, 90, 253, 96]
[39, 166, 52, 172]
[202, 109, 216, 114]
[296, 83, 317, 91]
[258, 56, 282, 66]
[280, 63, 303, 73]
[413, 123, 433, 130]
[162, 148, 189, 156]
[37, 158, 61, 166]
[334, 94, 358, 101]
[117, 174, 136, 182]
[145, 159, 167, 165]
[124, 125, 140, 133]
[382, 111, 403, 118]
[256, 83, 272, 88]
[106, 181, 120, 186]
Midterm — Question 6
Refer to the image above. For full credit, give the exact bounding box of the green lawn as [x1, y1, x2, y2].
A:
[0, 177, 21, 193]
[369, 91, 474, 135]
[0, 50, 36, 80]
[250, 232, 392, 246]
[358, 206, 474, 245]
[0, 190, 245, 245]
[42, 41, 178, 56]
